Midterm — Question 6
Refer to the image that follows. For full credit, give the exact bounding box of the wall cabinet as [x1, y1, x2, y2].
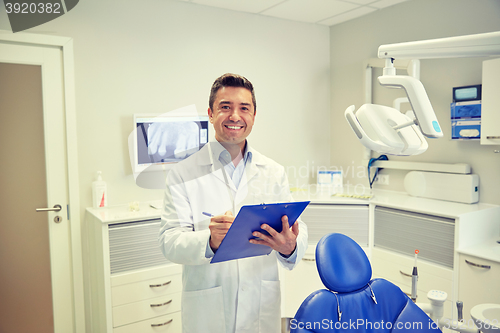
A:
[481, 57, 500, 145]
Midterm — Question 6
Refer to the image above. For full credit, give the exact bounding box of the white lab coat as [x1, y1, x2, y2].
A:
[159, 142, 308, 333]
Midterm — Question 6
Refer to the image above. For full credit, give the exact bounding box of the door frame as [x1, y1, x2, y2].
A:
[0, 30, 84, 332]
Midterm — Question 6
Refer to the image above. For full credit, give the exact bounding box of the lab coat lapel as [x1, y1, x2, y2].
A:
[211, 165, 237, 191]
[197, 142, 237, 191]
[241, 161, 258, 189]
[239, 148, 262, 190]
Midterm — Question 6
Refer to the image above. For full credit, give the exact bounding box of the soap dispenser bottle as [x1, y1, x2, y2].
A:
[92, 171, 107, 208]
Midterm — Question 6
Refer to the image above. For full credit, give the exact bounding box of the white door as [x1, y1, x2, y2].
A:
[0, 41, 76, 332]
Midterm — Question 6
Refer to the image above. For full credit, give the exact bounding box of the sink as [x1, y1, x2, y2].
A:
[471, 304, 500, 332]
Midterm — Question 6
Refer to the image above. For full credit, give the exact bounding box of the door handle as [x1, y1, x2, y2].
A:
[150, 299, 172, 308]
[465, 259, 491, 269]
[150, 280, 172, 288]
[36, 204, 62, 212]
[400, 270, 412, 278]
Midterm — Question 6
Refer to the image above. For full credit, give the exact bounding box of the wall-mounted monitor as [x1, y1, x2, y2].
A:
[133, 113, 209, 174]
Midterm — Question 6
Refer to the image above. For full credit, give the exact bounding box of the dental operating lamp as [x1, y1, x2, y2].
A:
[345, 31, 500, 156]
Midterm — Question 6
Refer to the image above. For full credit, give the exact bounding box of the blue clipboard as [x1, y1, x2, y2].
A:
[211, 201, 310, 264]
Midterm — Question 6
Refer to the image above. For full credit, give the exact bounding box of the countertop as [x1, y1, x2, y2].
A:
[87, 188, 500, 222]
[457, 239, 500, 263]
[87, 188, 500, 262]
[292, 186, 499, 219]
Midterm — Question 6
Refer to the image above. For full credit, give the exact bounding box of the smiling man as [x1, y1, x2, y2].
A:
[159, 73, 308, 333]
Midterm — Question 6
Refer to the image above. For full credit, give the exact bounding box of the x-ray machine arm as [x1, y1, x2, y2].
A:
[345, 31, 500, 156]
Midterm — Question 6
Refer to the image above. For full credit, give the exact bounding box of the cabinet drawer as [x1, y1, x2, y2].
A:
[111, 264, 182, 287]
[112, 273, 182, 306]
[114, 311, 181, 333]
[458, 254, 500, 322]
[113, 292, 181, 327]
[371, 248, 453, 296]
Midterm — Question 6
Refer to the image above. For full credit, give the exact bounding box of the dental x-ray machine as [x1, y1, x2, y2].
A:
[345, 31, 500, 156]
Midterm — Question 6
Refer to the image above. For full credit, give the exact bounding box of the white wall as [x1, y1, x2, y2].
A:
[330, 0, 500, 204]
[3, 0, 499, 208]
[0, 0, 330, 214]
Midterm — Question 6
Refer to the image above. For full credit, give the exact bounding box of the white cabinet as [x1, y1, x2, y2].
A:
[369, 193, 500, 322]
[481, 57, 500, 145]
[280, 203, 369, 318]
[458, 254, 500, 323]
[83, 194, 500, 331]
[113, 313, 181, 333]
[371, 206, 455, 318]
[371, 247, 454, 318]
[84, 204, 182, 333]
[111, 267, 182, 331]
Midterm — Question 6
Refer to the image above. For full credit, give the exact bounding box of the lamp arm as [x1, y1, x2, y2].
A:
[378, 31, 500, 60]
[378, 75, 443, 138]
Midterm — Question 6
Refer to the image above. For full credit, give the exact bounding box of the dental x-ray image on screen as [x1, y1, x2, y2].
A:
[136, 115, 209, 165]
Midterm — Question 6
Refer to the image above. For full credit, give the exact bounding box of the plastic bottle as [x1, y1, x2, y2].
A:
[92, 171, 107, 208]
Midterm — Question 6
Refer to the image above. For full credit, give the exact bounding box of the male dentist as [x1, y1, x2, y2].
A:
[159, 73, 308, 333]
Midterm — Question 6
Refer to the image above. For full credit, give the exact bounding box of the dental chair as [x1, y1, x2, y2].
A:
[291, 233, 441, 332]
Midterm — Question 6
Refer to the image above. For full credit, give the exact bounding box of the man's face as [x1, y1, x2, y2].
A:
[208, 86, 256, 148]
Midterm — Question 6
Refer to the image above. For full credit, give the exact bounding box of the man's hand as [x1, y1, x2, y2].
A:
[249, 215, 299, 256]
[208, 211, 234, 251]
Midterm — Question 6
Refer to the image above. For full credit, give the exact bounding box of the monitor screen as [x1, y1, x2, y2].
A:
[453, 84, 481, 102]
[134, 114, 209, 172]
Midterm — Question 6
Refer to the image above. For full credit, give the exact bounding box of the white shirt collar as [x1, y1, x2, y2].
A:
[210, 140, 253, 166]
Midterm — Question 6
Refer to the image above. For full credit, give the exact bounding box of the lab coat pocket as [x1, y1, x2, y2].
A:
[259, 280, 281, 333]
[181, 286, 226, 333]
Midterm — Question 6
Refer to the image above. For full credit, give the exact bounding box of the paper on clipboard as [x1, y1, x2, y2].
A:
[210, 201, 310, 264]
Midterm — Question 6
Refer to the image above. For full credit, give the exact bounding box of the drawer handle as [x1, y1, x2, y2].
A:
[465, 259, 491, 269]
[150, 280, 172, 288]
[150, 299, 172, 308]
[400, 270, 412, 278]
[302, 258, 315, 262]
[486, 136, 500, 139]
[151, 318, 173, 327]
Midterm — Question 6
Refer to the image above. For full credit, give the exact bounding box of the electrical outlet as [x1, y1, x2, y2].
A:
[375, 174, 390, 185]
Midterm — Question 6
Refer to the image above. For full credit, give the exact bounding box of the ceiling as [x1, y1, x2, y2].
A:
[176, 0, 409, 26]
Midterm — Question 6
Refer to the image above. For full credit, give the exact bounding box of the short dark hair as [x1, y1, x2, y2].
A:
[209, 73, 256, 112]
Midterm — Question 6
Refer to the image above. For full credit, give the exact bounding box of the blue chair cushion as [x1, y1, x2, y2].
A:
[316, 233, 372, 293]
[292, 278, 441, 333]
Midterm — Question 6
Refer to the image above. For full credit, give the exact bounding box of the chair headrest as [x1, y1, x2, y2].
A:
[315, 233, 372, 293]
